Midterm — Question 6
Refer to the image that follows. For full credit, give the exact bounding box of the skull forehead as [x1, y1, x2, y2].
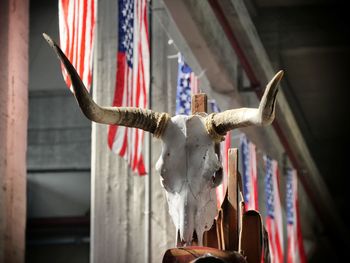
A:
[162, 114, 212, 146]
[156, 115, 220, 193]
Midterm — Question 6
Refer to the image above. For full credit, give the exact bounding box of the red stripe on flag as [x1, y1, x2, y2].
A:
[113, 53, 127, 106]
[274, 227, 284, 263]
[119, 129, 128, 157]
[108, 53, 127, 148]
[108, 125, 117, 149]
[78, 0, 87, 79]
[132, 130, 139, 170]
[70, 1, 77, 78]
[137, 155, 146, 176]
[139, 48, 147, 106]
[88, 0, 95, 86]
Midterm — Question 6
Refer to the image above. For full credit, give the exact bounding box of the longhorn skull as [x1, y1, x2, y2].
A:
[43, 33, 283, 246]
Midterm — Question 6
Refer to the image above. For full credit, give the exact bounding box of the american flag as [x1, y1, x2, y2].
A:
[240, 135, 259, 211]
[286, 169, 306, 263]
[107, 0, 150, 175]
[264, 156, 284, 263]
[209, 100, 231, 209]
[175, 54, 198, 115]
[58, 0, 95, 92]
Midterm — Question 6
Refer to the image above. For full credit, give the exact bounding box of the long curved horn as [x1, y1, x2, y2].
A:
[206, 70, 284, 141]
[42, 33, 169, 138]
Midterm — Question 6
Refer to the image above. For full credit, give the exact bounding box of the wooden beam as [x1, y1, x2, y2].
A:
[0, 0, 29, 262]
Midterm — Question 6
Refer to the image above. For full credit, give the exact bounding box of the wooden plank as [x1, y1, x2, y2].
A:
[223, 148, 239, 252]
[0, 0, 29, 262]
[191, 93, 207, 114]
[240, 210, 263, 263]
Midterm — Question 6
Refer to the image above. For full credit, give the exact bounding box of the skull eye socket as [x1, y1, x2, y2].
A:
[211, 167, 223, 188]
[211, 175, 216, 187]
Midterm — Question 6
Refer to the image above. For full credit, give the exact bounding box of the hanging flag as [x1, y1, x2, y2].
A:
[240, 135, 259, 211]
[264, 156, 284, 263]
[175, 54, 198, 115]
[107, 0, 150, 175]
[286, 169, 307, 263]
[209, 100, 231, 209]
[58, 0, 95, 92]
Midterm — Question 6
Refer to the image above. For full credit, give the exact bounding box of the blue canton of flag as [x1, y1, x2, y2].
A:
[176, 55, 193, 115]
[119, 0, 134, 67]
[241, 136, 251, 204]
[286, 169, 294, 225]
[265, 156, 275, 218]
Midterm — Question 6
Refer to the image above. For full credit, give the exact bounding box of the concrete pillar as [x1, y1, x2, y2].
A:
[91, 1, 176, 262]
[0, 0, 29, 262]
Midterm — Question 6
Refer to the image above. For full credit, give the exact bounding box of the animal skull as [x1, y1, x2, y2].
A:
[156, 115, 221, 245]
[43, 33, 283, 246]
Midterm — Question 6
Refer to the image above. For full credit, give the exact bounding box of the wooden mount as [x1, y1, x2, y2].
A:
[191, 93, 207, 114]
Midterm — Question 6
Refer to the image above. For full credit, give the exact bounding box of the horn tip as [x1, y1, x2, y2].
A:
[275, 70, 284, 80]
[42, 33, 55, 48]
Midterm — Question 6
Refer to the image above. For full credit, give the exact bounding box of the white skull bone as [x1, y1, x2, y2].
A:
[156, 115, 221, 245]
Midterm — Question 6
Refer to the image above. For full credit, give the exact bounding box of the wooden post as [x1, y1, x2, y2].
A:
[240, 210, 263, 263]
[224, 148, 240, 251]
[191, 93, 207, 114]
[0, 0, 29, 262]
[215, 149, 241, 252]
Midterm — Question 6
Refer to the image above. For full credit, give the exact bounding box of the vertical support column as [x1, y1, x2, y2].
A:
[91, 0, 126, 262]
[91, 1, 146, 262]
[0, 0, 29, 262]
